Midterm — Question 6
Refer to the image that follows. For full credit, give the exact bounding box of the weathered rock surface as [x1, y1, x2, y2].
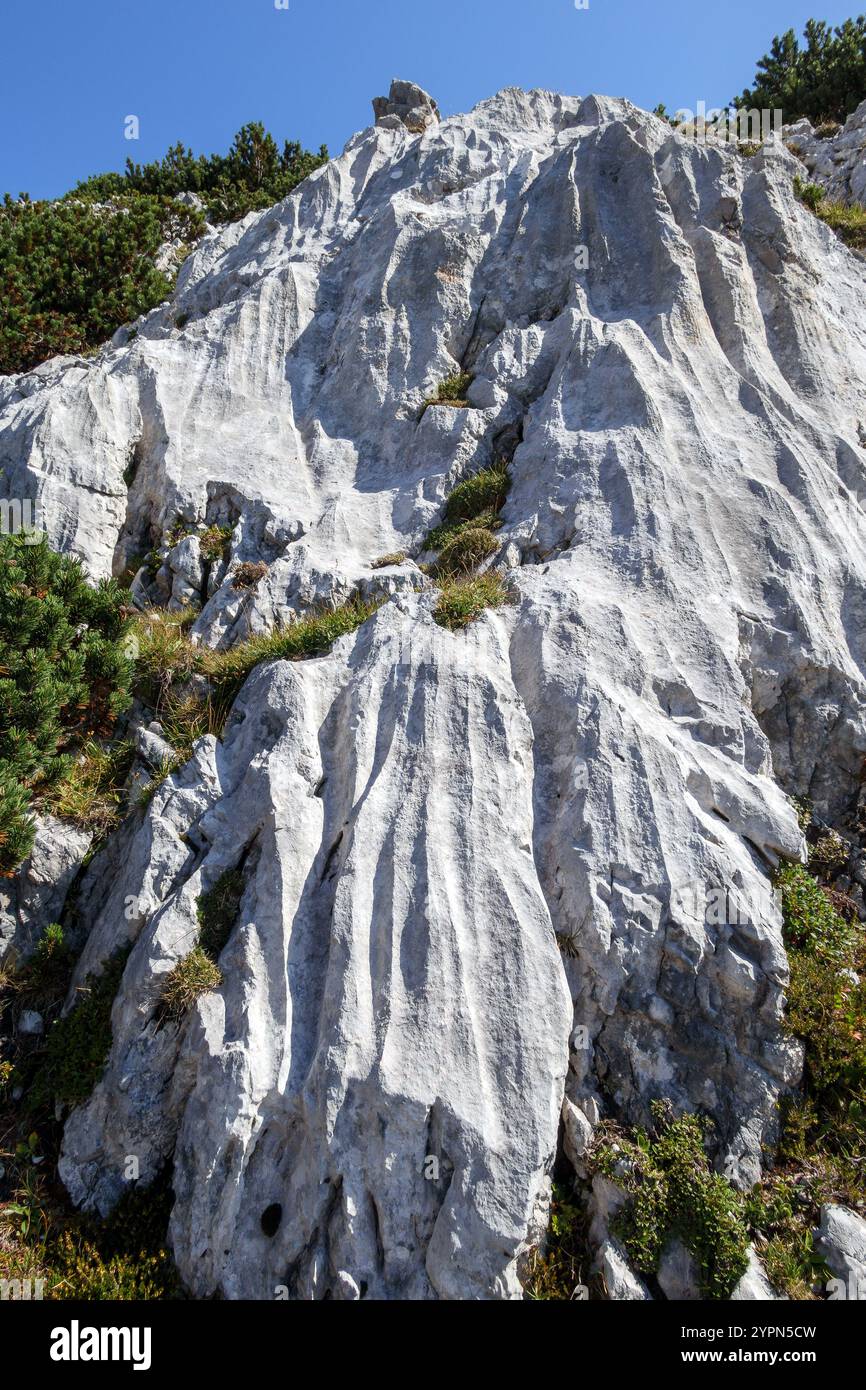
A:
[3, 84, 866, 1297]
[814, 1204, 866, 1297]
[786, 100, 866, 206]
[0, 816, 92, 966]
[373, 79, 440, 133]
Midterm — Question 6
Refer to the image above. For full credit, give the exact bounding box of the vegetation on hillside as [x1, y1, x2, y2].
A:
[794, 175, 866, 249]
[71, 122, 328, 225]
[0, 535, 133, 874]
[0, 194, 204, 376]
[1, 123, 327, 376]
[736, 16, 866, 124]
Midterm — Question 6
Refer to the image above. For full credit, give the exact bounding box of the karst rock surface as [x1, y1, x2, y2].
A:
[3, 84, 866, 1299]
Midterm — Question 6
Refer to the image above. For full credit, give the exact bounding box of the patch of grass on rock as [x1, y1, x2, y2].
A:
[159, 947, 222, 1023]
[433, 573, 510, 630]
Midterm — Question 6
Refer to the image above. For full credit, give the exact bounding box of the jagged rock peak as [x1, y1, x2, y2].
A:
[372, 78, 440, 132]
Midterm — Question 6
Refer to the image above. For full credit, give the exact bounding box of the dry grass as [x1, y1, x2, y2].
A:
[159, 947, 222, 1022]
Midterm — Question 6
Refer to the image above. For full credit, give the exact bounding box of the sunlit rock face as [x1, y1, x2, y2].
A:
[786, 98, 866, 205]
[4, 83, 866, 1298]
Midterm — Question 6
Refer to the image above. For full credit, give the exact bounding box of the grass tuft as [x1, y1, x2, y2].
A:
[423, 371, 474, 411]
[434, 526, 499, 576]
[433, 573, 510, 630]
[795, 176, 866, 250]
[159, 947, 222, 1022]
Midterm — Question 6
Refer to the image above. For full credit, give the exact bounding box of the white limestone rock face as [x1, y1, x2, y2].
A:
[4, 85, 866, 1296]
[58, 597, 571, 1299]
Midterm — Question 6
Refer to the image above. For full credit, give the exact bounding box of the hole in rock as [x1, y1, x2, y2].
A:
[261, 1204, 283, 1238]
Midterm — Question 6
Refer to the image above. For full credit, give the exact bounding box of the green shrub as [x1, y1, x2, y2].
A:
[0, 535, 133, 873]
[743, 1174, 829, 1299]
[433, 573, 510, 630]
[774, 861, 855, 960]
[595, 1105, 750, 1299]
[434, 526, 499, 576]
[197, 869, 245, 960]
[0, 194, 204, 375]
[783, 948, 866, 1163]
[756, 857, 866, 1290]
[72, 124, 328, 227]
[159, 947, 222, 1021]
[736, 18, 866, 125]
[28, 949, 130, 1111]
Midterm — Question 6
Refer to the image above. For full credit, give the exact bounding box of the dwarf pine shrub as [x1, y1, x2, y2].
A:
[0, 535, 133, 873]
[0, 193, 204, 375]
[72, 123, 328, 226]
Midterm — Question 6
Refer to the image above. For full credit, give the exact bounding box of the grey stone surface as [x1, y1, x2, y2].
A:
[0, 816, 92, 967]
[814, 1204, 866, 1297]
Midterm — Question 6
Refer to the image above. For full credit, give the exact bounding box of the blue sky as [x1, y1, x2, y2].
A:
[2, 0, 860, 198]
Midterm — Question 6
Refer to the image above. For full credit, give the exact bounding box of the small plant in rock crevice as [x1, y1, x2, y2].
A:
[197, 868, 245, 961]
[421, 371, 474, 416]
[25, 947, 131, 1113]
[370, 552, 406, 570]
[433, 572, 511, 630]
[158, 947, 222, 1023]
[232, 561, 269, 590]
[434, 526, 499, 577]
[794, 175, 866, 250]
[523, 1181, 593, 1300]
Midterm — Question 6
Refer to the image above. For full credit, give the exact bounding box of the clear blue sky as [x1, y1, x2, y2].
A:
[1, 0, 860, 198]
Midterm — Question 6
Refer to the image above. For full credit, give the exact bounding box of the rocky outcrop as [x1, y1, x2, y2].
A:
[786, 100, 866, 205]
[4, 84, 866, 1297]
[0, 816, 92, 966]
[373, 79, 440, 133]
